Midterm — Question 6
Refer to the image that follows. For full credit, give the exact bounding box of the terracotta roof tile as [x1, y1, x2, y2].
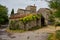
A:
[9, 13, 35, 19]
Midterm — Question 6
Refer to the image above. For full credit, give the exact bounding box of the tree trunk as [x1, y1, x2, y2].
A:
[0, 24, 1, 28]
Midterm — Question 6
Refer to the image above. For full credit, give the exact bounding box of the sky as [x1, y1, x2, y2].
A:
[0, 0, 49, 15]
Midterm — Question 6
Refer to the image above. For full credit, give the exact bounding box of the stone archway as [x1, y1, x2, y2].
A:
[41, 16, 45, 26]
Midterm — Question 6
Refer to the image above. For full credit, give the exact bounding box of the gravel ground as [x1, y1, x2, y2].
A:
[0, 30, 49, 40]
[0, 29, 49, 40]
[11, 32, 49, 40]
[0, 26, 60, 40]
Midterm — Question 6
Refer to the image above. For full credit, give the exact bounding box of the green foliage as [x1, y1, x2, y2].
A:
[37, 14, 41, 18]
[9, 21, 15, 30]
[7, 29, 25, 33]
[0, 4, 8, 24]
[9, 21, 20, 30]
[54, 10, 60, 18]
[48, 0, 60, 18]
[49, 0, 60, 9]
[48, 33, 53, 40]
[49, 15, 55, 25]
[49, 0, 57, 9]
[10, 14, 41, 30]
[19, 14, 41, 30]
[28, 26, 40, 31]
[11, 9, 14, 15]
[56, 30, 60, 40]
[19, 14, 41, 24]
[48, 30, 60, 40]
[55, 22, 60, 26]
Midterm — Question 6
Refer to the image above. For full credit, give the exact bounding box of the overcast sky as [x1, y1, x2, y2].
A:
[0, 0, 49, 15]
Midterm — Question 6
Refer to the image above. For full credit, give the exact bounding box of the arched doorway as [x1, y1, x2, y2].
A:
[41, 16, 45, 26]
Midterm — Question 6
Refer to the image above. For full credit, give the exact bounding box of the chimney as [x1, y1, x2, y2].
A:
[34, 4, 35, 6]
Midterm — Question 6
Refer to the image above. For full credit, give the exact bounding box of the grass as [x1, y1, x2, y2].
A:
[6, 28, 25, 33]
[47, 30, 60, 40]
[28, 26, 41, 31]
[48, 33, 53, 40]
[56, 30, 60, 40]
[6, 26, 41, 33]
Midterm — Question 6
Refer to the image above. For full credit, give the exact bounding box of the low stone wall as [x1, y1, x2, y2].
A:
[9, 19, 41, 30]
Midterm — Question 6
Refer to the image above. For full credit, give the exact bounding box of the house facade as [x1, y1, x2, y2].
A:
[37, 8, 52, 25]
[9, 5, 52, 30]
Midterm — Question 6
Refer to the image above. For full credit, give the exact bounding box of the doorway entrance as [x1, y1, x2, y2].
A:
[41, 16, 45, 26]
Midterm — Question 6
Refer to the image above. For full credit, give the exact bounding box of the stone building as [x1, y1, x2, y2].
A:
[26, 4, 36, 13]
[37, 8, 52, 25]
[9, 5, 41, 30]
[17, 9, 31, 14]
[17, 4, 36, 14]
[9, 5, 52, 30]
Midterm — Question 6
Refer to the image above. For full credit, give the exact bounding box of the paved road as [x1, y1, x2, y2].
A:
[0, 29, 49, 40]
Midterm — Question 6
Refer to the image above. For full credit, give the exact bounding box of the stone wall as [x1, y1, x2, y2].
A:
[37, 8, 52, 25]
[26, 5, 36, 13]
[9, 18, 41, 30]
[17, 5, 36, 15]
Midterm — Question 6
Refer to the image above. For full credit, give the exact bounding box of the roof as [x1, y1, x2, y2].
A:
[37, 8, 51, 13]
[9, 13, 37, 19]
[10, 13, 29, 19]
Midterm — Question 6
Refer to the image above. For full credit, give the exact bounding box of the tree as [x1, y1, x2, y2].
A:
[0, 4, 8, 25]
[48, 0, 60, 17]
[47, 0, 60, 25]
[11, 9, 14, 15]
[47, 0, 60, 40]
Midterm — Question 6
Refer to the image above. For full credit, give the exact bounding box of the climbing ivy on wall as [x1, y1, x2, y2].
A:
[9, 14, 41, 30]
[19, 14, 41, 30]
[19, 14, 41, 23]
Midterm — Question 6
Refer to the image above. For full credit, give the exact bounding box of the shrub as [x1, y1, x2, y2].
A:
[9, 21, 15, 30]
[48, 33, 53, 40]
[9, 14, 41, 30]
[56, 30, 60, 40]
[28, 26, 40, 31]
[9, 20, 20, 30]
[48, 15, 55, 25]
[55, 22, 60, 26]
[47, 30, 60, 40]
